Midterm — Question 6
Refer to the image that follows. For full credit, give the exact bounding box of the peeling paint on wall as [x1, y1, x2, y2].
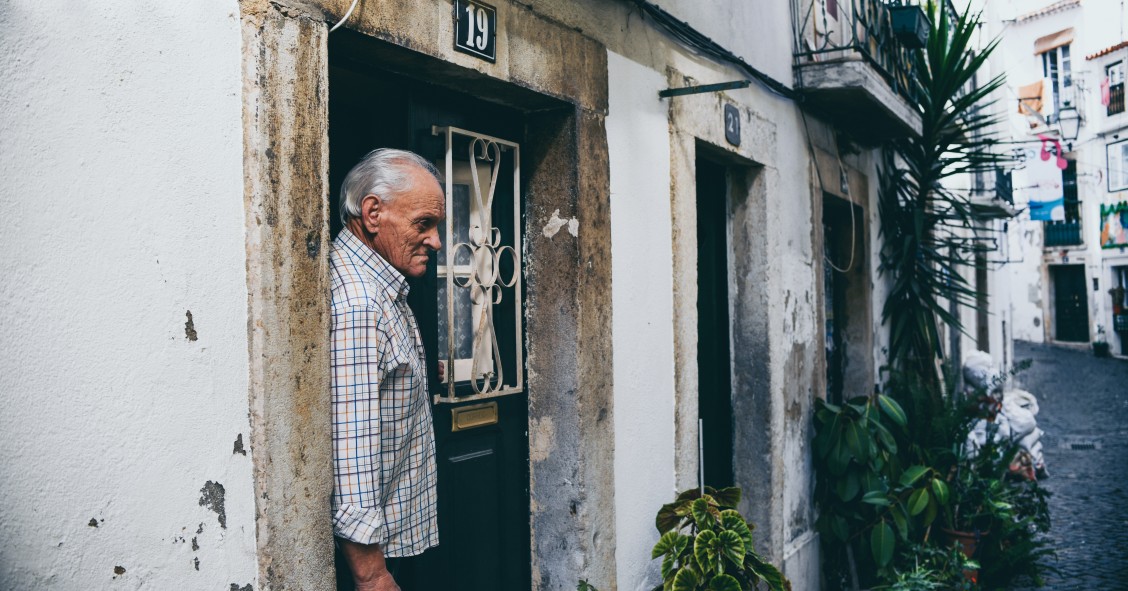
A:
[184, 310, 198, 341]
[542, 208, 579, 238]
[232, 433, 247, 456]
[229, 584, 253, 591]
[198, 481, 226, 529]
[528, 417, 556, 462]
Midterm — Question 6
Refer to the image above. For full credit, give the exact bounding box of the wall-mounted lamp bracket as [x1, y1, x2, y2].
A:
[658, 80, 751, 98]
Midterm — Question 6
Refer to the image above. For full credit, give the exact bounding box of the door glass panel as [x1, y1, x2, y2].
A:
[433, 127, 523, 403]
[436, 279, 474, 362]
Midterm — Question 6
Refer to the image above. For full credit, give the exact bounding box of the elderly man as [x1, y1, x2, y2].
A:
[330, 148, 444, 591]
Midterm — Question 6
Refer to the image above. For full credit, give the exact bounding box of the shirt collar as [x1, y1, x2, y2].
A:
[338, 228, 411, 302]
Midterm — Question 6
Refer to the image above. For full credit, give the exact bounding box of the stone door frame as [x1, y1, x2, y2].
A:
[238, 1, 614, 589]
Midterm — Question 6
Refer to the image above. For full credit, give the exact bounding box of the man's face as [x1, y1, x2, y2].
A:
[370, 166, 445, 278]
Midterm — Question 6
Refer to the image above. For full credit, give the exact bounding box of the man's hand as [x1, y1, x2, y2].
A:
[339, 538, 400, 591]
[355, 571, 399, 591]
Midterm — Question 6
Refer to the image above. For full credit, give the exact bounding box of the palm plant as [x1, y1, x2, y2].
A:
[878, 2, 1008, 446]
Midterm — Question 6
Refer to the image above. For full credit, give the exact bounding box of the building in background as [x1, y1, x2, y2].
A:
[993, 0, 1128, 355]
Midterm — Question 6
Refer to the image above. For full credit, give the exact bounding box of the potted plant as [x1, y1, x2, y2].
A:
[651, 487, 790, 591]
[1109, 285, 1125, 315]
[932, 399, 1022, 585]
[888, 2, 931, 49]
[579, 487, 790, 591]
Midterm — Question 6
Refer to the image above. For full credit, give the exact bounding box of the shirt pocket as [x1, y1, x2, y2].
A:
[382, 346, 422, 415]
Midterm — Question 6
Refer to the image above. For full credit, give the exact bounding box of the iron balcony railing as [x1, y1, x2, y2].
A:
[1044, 220, 1083, 247]
[792, 0, 923, 106]
[1109, 83, 1125, 117]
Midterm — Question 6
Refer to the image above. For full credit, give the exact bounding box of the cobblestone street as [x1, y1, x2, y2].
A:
[1010, 341, 1128, 590]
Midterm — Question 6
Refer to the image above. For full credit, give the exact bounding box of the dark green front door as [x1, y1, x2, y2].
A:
[1052, 265, 1090, 342]
[329, 38, 530, 591]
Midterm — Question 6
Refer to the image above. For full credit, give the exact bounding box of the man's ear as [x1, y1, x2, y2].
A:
[360, 194, 382, 234]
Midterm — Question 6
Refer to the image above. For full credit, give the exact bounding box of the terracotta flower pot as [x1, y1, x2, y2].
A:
[942, 527, 989, 584]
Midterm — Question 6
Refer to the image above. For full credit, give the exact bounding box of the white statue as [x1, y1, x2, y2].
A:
[961, 351, 1046, 479]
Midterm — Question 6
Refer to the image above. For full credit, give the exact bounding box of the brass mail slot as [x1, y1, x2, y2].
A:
[451, 401, 499, 432]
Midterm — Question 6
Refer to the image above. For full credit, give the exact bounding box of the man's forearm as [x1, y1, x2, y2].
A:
[338, 538, 396, 590]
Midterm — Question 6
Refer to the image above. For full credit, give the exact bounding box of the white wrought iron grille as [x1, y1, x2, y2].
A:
[433, 125, 524, 404]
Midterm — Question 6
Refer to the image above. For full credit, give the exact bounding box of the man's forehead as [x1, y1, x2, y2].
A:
[397, 172, 445, 214]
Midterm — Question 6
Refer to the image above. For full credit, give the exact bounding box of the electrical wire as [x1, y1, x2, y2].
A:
[630, 0, 798, 102]
[827, 186, 858, 274]
[800, 109, 857, 274]
[329, 0, 361, 33]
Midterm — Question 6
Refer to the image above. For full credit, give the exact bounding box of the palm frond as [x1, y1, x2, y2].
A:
[878, 1, 1010, 442]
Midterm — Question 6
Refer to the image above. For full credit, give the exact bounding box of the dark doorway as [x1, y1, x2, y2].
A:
[329, 34, 530, 591]
[1052, 265, 1090, 342]
[822, 194, 867, 404]
[696, 156, 734, 489]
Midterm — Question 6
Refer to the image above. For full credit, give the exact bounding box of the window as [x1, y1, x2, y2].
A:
[1062, 159, 1079, 221]
[1107, 61, 1125, 116]
[1109, 138, 1128, 192]
[1044, 160, 1082, 247]
[1042, 44, 1073, 110]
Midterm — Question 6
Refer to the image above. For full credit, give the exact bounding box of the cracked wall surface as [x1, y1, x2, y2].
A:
[0, 1, 258, 588]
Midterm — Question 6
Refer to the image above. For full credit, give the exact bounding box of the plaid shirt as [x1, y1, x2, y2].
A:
[329, 229, 438, 556]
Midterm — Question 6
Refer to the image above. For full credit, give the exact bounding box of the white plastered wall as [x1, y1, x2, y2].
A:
[0, 1, 257, 588]
[607, 50, 678, 591]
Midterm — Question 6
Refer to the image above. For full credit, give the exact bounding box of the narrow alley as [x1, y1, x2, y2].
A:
[1012, 341, 1128, 589]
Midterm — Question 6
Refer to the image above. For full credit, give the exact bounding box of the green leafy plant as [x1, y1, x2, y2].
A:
[876, 542, 977, 591]
[888, 362, 1055, 589]
[577, 487, 789, 591]
[977, 478, 1056, 588]
[651, 487, 790, 591]
[941, 433, 1014, 534]
[925, 387, 1057, 588]
[813, 392, 950, 587]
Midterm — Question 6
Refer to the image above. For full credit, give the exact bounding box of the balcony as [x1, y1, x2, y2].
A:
[970, 168, 1018, 219]
[792, 0, 924, 144]
[1044, 220, 1083, 247]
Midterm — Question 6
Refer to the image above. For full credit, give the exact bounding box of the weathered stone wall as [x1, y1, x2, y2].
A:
[240, 2, 334, 589]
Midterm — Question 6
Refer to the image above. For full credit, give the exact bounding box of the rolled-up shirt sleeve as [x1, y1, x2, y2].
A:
[331, 304, 389, 545]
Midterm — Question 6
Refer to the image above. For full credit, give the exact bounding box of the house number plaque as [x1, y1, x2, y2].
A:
[724, 103, 741, 146]
[454, 0, 497, 63]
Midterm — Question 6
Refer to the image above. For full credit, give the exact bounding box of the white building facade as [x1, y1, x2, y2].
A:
[993, 0, 1128, 355]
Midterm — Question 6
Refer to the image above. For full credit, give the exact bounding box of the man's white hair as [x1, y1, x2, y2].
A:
[339, 148, 442, 226]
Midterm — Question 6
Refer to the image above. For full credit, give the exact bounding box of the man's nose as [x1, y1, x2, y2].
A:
[425, 227, 442, 251]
